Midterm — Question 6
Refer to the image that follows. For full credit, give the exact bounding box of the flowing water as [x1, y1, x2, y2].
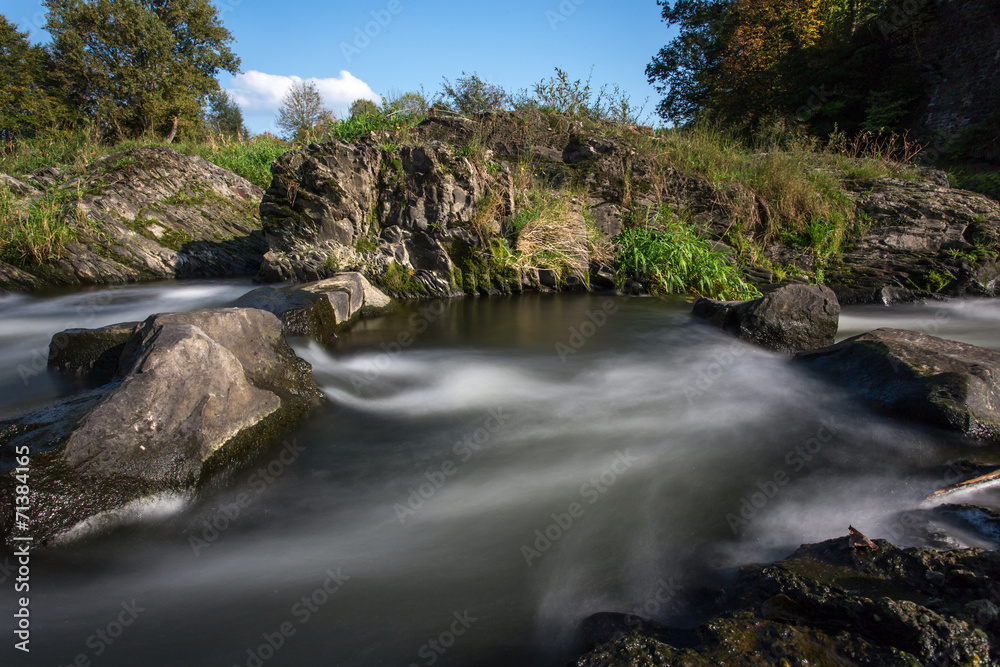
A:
[3, 286, 1000, 666]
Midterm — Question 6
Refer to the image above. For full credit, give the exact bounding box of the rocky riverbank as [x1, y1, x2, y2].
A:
[3, 112, 1000, 303]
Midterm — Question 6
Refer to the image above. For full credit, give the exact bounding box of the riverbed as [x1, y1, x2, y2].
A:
[2, 285, 999, 666]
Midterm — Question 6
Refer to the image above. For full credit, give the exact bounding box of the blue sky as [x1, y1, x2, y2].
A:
[5, 0, 676, 135]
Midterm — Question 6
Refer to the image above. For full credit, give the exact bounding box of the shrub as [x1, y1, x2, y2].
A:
[438, 72, 509, 115]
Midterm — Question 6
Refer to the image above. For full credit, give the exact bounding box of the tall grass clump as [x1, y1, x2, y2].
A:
[0, 186, 78, 267]
[506, 187, 589, 278]
[614, 206, 758, 300]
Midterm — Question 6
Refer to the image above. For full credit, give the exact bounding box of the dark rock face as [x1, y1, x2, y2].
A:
[231, 271, 393, 343]
[827, 178, 1000, 304]
[575, 536, 999, 666]
[0, 308, 322, 545]
[796, 328, 1000, 442]
[257, 139, 509, 292]
[693, 284, 840, 354]
[0, 147, 267, 292]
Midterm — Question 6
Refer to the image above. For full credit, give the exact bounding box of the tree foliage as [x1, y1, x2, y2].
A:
[43, 0, 240, 139]
[275, 81, 331, 141]
[204, 89, 247, 139]
[0, 16, 52, 141]
[647, 0, 931, 136]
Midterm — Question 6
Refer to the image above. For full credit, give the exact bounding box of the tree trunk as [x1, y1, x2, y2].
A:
[164, 116, 179, 144]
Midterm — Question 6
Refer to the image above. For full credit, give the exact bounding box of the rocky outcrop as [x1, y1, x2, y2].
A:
[796, 328, 1000, 442]
[692, 284, 840, 354]
[231, 271, 393, 343]
[0, 307, 322, 545]
[0, 146, 267, 291]
[827, 177, 1000, 304]
[256, 138, 513, 294]
[576, 534, 999, 666]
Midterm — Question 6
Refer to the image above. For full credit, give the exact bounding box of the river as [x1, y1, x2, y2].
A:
[2, 283, 999, 666]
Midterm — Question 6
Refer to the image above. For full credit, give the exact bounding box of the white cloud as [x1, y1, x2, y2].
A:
[226, 70, 381, 119]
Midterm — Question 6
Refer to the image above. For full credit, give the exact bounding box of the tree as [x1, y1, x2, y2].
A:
[204, 89, 247, 139]
[275, 81, 330, 141]
[44, 0, 240, 139]
[0, 16, 52, 141]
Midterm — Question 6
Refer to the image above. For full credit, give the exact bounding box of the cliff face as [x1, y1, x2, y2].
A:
[911, 0, 1000, 162]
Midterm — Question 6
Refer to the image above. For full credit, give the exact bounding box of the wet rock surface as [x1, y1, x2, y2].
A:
[575, 534, 1000, 666]
[0, 307, 322, 546]
[692, 284, 840, 354]
[796, 328, 1000, 442]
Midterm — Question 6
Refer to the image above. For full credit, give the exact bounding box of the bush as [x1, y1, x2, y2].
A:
[438, 72, 509, 115]
[614, 207, 758, 300]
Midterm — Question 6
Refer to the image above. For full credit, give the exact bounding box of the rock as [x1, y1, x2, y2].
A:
[0, 307, 322, 545]
[47, 321, 140, 386]
[231, 271, 393, 342]
[0, 147, 267, 292]
[575, 535, 1000, 666]
[692, 284, 840, 353]
[0, 173, 40, 197]
[827, 177, 1000, 304]
[796, 328, 1000, 442]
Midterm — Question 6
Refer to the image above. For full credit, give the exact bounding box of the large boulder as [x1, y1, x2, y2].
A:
[0, 146, 267, 292]
[575, 535, 998, 666]
[692, 284, 840, 354]
[0, 308, 322, 545]
[796, 328, 1000, 442]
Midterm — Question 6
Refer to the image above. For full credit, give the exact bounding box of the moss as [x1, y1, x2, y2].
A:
[375, 261, 428, 297]
[159, 228, 194, 251]
[447, 239, 521, 294]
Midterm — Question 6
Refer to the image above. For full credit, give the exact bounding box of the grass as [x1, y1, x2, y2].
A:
[0, 128, 289, 189]
[614, 206, 759, 300]
[0, 185, 78, 267]
[506, 187, 589, 279]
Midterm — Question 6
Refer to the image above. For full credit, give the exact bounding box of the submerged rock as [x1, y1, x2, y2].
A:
[575, 534, 999, 666]
[692, 284, 840, 354]
[0, 307, 322, 545]
[796, 328, 1000, 442]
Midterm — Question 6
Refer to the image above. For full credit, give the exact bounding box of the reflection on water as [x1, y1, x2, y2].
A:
[1, 291, 998, 666]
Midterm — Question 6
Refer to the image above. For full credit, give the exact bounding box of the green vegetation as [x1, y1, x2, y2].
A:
[376, 262, 428, 297]
[0, 131, 287, 190]
[614, 207, 758, 300]
[0, 185, 78, 267]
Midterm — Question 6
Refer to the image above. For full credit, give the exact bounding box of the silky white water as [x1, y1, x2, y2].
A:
[1, 288, 997, 666]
